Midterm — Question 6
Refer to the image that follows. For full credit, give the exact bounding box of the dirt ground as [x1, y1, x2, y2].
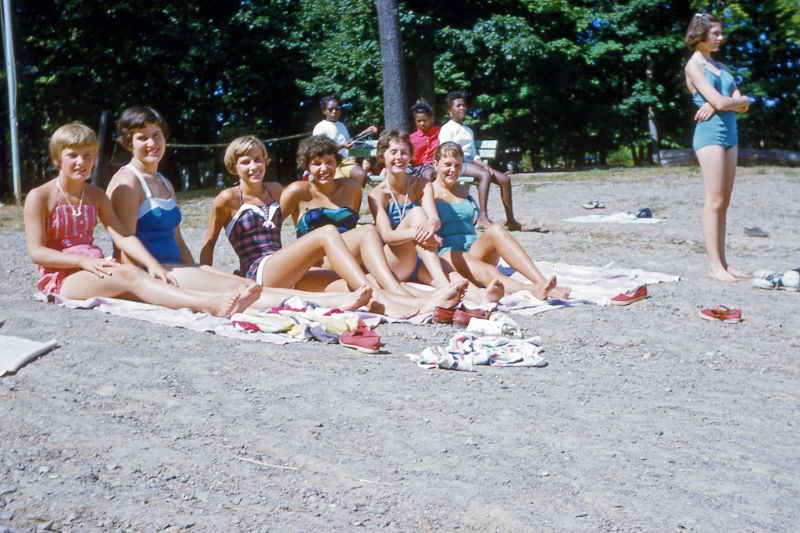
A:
[1, 167, 798, 532]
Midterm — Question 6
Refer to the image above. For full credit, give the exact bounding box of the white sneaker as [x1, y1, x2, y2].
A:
[782, 270, 800, 291]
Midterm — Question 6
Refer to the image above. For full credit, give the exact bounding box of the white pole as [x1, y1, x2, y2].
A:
[2, 0, 22, 205]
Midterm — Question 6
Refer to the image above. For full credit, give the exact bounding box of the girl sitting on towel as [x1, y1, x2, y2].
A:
[367, 130, 503, 304]
[105, 107, 385, 314]
[200, 135, 461, 318]
[431, 142, 570, 300]
[24, 122, 257, 317]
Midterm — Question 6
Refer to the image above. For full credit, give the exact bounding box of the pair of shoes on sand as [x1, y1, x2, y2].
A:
[699, 306, 743, 323]
[751, 269, 800, 291]
[433, 305, 490, 327]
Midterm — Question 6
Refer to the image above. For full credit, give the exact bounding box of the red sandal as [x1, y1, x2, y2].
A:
[698, 306, 742, 323]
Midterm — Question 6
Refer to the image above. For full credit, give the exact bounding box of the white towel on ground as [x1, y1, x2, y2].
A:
[565, 212, 664, 224]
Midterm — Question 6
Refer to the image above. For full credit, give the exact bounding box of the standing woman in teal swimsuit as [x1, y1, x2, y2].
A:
[684, 13, 750, 282]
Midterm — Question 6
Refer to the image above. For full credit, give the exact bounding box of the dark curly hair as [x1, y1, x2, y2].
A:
[297, 135, 341, 170]
[446, 91, 467, 110]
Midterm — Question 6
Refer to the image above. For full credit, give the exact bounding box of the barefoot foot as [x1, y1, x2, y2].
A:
[233, 283, 263, 314]
[708, 267, 739, 282]
[505, 219, 522, 231]
[726, 266, 751, 280]
[339, 286, 373, 310]
[419, 281, 466, 313]
[484, 278, 505, 302]
[210, 293, 241, 318]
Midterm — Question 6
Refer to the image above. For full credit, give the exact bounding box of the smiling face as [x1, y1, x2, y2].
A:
[307, 153, 338, 183]
[57, 144, 96, 182]
[448, 98, 468, 123]
[323, 99, 342, 122]
[435, 153, 463, 185]
[235, 147, 268, 184]
[130, 122, 166, 166]
[383, 140, 412, 175]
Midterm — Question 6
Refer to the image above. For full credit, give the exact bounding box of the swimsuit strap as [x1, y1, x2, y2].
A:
[387, 174, 411, 223]
[124, 164, 172, 200]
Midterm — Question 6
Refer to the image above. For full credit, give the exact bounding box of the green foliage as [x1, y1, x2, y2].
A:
[2, 0, 799, 195]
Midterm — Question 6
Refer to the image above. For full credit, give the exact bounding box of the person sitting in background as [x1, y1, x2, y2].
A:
[439, 91, 521, 230]
[312, 94, 378, 188]
[408, 99, 439, 181]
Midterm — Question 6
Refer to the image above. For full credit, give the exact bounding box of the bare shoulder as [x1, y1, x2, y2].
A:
[107, 166, 140, 195]
[265, 181, 283, 199]
[282, 179, 309, 197]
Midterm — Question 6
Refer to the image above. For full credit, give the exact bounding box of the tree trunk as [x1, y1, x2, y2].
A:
[375, 0, 409, 131]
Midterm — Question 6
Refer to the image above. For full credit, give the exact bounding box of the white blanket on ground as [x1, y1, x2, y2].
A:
[564, 212, 664, 224]
[0, 335, 59, 376]
[48, 295, 300, 345]
[497, 260, 680, 313]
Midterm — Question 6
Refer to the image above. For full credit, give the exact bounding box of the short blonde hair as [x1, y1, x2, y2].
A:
[224, 135, 269, 175]
[49, 122, 97, 166]
[435, 141, 464, 162]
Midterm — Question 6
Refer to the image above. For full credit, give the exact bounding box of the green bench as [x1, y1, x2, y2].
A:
[350, 139, 499, 185]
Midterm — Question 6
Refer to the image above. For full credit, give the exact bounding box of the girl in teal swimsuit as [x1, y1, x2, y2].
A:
[433, 142, 570, 301]
[368, 131, 500, 303]
[684, 13, 750, 282]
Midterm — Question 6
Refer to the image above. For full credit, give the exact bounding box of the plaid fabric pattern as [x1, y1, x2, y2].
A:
[227, 204, 283, 280]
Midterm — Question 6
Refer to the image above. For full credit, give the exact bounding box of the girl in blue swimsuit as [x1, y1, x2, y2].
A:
[281, 135, 466, 308]
[684, 13, 751, 282]
[433, 142, 570, 301]
[107, 108, 362, 314]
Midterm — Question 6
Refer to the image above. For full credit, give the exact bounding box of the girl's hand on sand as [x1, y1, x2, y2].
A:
[695, 103, 715, 121]
[80, 257, 119, 279]
[148, 264, 178, 286]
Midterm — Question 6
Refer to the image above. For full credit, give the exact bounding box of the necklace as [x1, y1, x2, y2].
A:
[387, 174, 411, 222]
[58, 183, 85, 217]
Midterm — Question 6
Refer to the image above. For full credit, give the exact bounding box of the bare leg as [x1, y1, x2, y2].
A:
[59, 264, 246, 317]
[462, 161, 493, 227]
[487, 166, 520, 230]
[721, 147, 747, 279]
[697, 145, 738, 282]
[335, 225, 413, 295]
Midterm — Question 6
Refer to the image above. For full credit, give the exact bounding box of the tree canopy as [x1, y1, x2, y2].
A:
[2, 0, 798, 194]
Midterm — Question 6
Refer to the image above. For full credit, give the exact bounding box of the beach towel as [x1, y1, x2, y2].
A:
[0, 335, 59, 376]
[564, 212, 664, 224]
[497, 260, 679, 314]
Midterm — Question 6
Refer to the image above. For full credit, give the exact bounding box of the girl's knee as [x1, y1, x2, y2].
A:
[112, 263, 143, 284]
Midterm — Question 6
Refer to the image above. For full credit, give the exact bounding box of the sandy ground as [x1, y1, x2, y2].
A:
[1, 167, 799, 532]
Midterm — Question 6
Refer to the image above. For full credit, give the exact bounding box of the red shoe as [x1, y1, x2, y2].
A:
[699, 306, 742, 323]
[432, 306, 456, 324]
[452, 307, 490, 327]
[610, 285, 648, 306]
[340, 324, 381, 354]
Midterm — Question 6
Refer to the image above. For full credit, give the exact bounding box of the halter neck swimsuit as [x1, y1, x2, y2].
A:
[225, 185, 283, 283]
[37, 185, 105, 296]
